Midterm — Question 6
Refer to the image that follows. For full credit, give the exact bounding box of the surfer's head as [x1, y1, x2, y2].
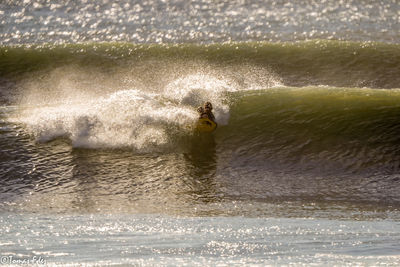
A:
[204, 101, 213, 110]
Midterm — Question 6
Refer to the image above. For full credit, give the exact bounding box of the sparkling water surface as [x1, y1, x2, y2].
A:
[1, 214, 400, 266]
[1, 0, 399, 45]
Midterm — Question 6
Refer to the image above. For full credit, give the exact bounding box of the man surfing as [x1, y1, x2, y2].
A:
[196, 101, 217, 132]
[197, 101, 215, 122]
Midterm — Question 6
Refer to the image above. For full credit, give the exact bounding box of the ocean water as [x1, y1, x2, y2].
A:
[1, 0, 400, 266]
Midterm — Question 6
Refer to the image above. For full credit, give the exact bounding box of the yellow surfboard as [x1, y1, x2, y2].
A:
[196, 118, 217, 132]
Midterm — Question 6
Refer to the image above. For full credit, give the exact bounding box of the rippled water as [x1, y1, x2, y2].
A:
[1, 213, 400, 266]
[1, 0, 399, 44]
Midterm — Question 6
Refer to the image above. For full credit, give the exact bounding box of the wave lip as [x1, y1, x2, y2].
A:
[0, 41, 399, 90]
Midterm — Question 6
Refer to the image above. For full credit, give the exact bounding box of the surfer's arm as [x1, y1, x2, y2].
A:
[209, 112, 215, 121]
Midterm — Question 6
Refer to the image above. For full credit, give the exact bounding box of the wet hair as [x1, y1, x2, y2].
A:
[204, 101, 213, 110]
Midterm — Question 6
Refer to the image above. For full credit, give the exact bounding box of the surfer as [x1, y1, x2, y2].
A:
[197, 101, 215, 122]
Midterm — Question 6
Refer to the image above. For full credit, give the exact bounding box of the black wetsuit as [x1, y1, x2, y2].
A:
[204, 110, 215, 122]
